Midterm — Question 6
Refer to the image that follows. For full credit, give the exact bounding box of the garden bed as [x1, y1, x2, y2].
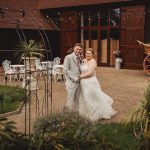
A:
[32, 111, 145, 150]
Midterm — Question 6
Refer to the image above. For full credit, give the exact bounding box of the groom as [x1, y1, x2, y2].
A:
[63, 43, 82, 111]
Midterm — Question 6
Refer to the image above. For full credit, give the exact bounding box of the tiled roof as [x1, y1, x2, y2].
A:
[0, 0, 59, 30]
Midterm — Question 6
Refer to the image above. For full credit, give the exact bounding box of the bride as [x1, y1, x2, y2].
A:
[78, 48, 116, 121]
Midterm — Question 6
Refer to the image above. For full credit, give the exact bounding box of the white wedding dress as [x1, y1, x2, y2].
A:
[78, 61, 116, 121]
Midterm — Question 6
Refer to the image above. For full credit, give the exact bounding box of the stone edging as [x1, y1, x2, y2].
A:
[0, 101, 24, 117]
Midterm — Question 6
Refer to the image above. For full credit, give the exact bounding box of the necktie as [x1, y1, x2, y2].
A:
[76, 56, 80, 66]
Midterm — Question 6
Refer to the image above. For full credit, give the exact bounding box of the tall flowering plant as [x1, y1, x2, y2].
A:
[113, 49, 123, 69]
[112, 49, 121, 58]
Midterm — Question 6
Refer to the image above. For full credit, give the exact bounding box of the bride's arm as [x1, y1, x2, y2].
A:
[80, 59, 97, 79]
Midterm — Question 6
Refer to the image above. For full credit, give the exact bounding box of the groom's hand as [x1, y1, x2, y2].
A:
[74, 76, 80, 83]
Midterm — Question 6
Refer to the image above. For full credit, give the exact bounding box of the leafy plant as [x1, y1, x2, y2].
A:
[0, 117, 31, 150]
[112, 49, 121, 58]
[0, 85, 25, 114]
[33, 110, 97, 150]
[32, 110, 142, 150]
[0, 110, 144, 149]
[15, 40, 44, 62]
[123, 83, 150, 149]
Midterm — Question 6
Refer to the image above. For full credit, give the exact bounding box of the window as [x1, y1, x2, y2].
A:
[100, 30, 108, 63]
[80, 8, 120, 65]
[83, 12, 89, 26]
[89, 11, 99, 26]
[83, 30, 90, 49]
[91, 30, 98, 61]
[110, 8, 120, 26]
[110, 28, 120, 65]
[100, 9, 109, 26]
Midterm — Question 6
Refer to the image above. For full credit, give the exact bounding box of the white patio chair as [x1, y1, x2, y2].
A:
[18, 66, 25, 80]
[53, 57, 61, 65]
[2, 60, 17, 82]
[35, 58, 45, 77]
[51, 65, 65, 82]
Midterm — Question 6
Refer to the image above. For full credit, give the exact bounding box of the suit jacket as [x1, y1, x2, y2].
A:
[63, 52, 80, 89]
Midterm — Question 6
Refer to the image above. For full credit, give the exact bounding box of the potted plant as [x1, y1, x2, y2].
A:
[112, 49, 123, 69]
[15, 40, 44, 71]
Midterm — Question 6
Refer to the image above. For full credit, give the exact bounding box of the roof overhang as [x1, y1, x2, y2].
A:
[0, 0, 59, 30]
[38, 0, 134, 10]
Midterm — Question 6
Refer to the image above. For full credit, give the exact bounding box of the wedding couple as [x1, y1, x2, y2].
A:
[63, 43, 116, 122]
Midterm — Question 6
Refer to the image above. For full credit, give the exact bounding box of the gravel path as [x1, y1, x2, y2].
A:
[2, 67, 149, 133]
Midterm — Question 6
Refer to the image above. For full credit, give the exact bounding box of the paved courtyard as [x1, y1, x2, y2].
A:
[0, 67, 150, 133]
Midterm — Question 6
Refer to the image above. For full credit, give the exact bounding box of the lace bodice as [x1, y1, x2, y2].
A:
[80, 60, 96, 78]
[80, 64, 88, 73]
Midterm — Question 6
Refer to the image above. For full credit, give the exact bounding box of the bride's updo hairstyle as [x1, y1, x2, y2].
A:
[86, 48, 94, 56]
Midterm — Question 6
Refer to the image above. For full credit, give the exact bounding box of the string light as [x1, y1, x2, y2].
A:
[51, 8, 150, 20]
[43, 9, 149, 28]
[0, 6, 149, 28]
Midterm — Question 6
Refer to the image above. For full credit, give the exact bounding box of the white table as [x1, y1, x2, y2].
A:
[11, 64, 25, 80]
[41, 61, 53, 69]
[54, 65, 63, 69]
[11, 64, 24, 69]
[41, 61, 48, 65]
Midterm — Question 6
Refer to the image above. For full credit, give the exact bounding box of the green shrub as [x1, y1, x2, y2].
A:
[33, 111, 98, 150]
[122, 83, 150, 150]
[0, 111, 145, 150]
[0, 85, 25, 113]
[33, 111, 144, 150]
